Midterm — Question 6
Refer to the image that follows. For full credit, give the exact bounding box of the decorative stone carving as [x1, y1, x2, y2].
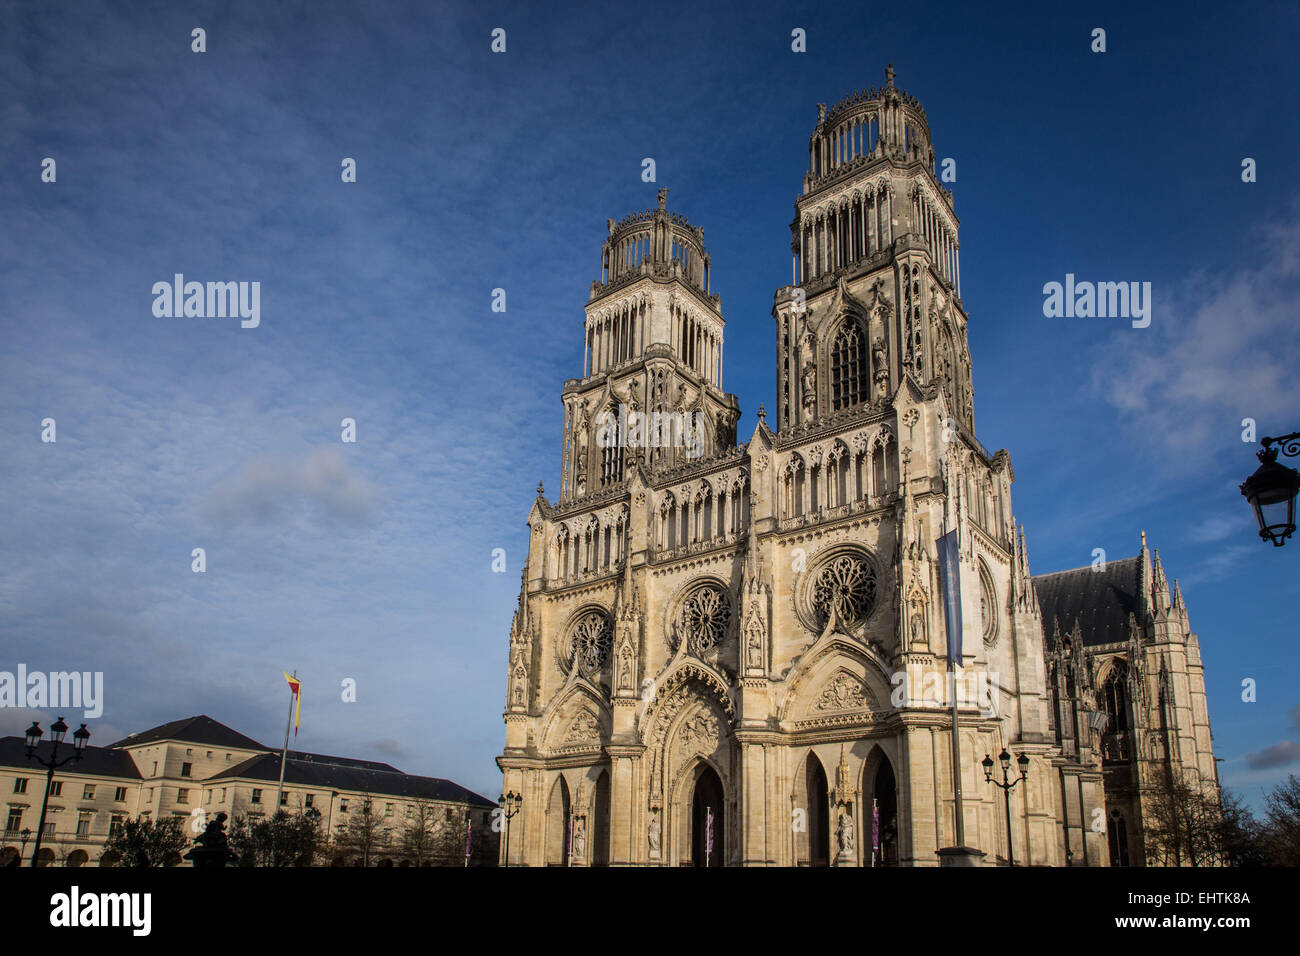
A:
[979, 564, 998, 648]
[572, 816, 586, 860]
[565, 709, 601, 742]
[811, 554, 877, 630]
[568, 611, 613, 671]
[872, 336, 889, 392]
[618, 638, 635, 691]
[670, 584, 732, 658]
[742, 597, 766, 674]
[837, 810, 855, 854]
[676, 709, 722, 755]
[816, 671, 868, 711]
[909, 589, 929, 652]
[801, 360, 817, 414]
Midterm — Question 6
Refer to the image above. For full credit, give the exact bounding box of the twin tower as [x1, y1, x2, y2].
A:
[496, 68, 1211, 867]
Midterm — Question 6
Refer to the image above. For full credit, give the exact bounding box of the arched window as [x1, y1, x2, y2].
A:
[1102, 668, 1129, 731]
[599, 404, 623, 487]
[1108, 810, 1130, 866]
[1100, 663, 1131, 761]
[831, 318, 869, 410]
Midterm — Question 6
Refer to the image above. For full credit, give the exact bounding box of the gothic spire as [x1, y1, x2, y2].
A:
[1152, 548, 1171, 612]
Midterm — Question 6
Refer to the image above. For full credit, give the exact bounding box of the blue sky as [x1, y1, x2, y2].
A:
[2, 0, 1298, 811]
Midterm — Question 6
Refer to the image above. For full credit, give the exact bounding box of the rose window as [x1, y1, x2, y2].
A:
[980, 568, 998, 648]
[569, 612, 612, 671]
[811, 554, 877, 629]
[674, 586, 732, 657]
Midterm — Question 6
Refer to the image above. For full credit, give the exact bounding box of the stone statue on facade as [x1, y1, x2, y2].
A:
[801, 360, 817, 413]
[572, 817, 586, 860]
[837, 810, 855, 855]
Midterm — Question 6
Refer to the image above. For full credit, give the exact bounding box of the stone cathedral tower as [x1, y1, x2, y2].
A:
[497, 68, 1215, 867]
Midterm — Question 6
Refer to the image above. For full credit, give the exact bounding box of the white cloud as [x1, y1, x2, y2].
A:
[201, 447, 379, 528]
[1091, 215, 1300, 461]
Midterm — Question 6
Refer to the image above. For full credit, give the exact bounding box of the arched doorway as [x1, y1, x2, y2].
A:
[34, 848, 54, 867]
[546, 776, 571, 867]
[873, 760, 898, 865]
[690, 764, 724, 867]
[805, 754, 830, 866]
[67, 849, 89, 868]
[592, 770, 610, 866]
[0, 847, 18, 867]
[99, 850, 121, 867]
[861, 746, 899, 866]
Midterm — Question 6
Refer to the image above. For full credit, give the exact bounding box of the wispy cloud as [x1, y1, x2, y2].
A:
[1245, 740, 1300, 770]
[1090, 217, 1300, 462]
[201, 447, 379, 528]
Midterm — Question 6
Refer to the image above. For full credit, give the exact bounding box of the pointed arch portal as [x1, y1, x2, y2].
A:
[546, 776, 571, 867]
[690, 764, 724, 867]
[806, 754, 830, 866]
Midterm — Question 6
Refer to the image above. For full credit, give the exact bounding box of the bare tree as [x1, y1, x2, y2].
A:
[402, 800, 441, 866]
[1143, 769, 1235, 866]
[1264, 774, 1300, 865]
[335, 796, 383, 866]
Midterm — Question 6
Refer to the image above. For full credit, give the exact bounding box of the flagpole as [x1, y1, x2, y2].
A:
[275, 669, 295, 814]
[949, 651, 964, 847]
[942, 507, 966, 849]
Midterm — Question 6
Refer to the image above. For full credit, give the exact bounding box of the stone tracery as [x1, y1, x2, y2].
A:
[567, 611, 613, 671]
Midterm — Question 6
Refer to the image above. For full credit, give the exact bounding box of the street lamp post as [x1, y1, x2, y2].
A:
[19, 828, 32, 867]
[25, 718, 90, 867]
[498, 791, 521, 867]
[1241, 431, 1300, 547]
[982, 749, 1030, 867]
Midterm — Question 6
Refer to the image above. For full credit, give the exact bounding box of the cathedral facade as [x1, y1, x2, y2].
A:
[497, 70, 1217, 867]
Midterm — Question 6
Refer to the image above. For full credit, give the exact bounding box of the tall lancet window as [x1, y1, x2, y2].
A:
[830, 318, 869, 410]
[599, 405, 624, 487]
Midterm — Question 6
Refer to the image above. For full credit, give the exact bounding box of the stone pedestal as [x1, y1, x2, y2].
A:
[936, 845, 985, 867]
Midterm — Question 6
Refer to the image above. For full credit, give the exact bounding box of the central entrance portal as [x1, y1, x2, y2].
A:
[690, 765, 724, 867]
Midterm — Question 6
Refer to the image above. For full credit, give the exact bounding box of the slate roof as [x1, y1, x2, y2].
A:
[207, 753, 495, 807]
[0, 736, 143, 779]
[1033, 556, 1142, 648]
[284, 750, 401, 773]
[107, 715, 268, 752]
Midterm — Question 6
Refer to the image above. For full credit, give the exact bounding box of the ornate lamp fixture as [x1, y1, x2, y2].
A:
[1240, 432, 1300, 547]
[982, 748, 1030, 867]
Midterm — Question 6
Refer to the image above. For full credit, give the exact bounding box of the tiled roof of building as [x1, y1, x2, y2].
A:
[207, 753, 495, 807]
[107, 715, 268, 752]
[284, 750, 402, 773]
[0, 736, 143, 778]
[1033, 556, 1142, 648]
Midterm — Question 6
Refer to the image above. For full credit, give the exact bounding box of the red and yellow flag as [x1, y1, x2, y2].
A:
[283, 671, 301, 736]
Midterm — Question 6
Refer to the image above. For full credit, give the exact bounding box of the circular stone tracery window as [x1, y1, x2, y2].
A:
[567, 611, 612, 671]
[979, 565, 998, 648]
[809, 552, 878, 631]
[671, 584, 732, 657]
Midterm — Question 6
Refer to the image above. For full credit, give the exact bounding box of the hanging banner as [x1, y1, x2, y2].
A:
[936, 530, 963, 666]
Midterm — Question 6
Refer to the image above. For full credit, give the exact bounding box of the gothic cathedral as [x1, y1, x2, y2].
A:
[498, 69, 1217, 867]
